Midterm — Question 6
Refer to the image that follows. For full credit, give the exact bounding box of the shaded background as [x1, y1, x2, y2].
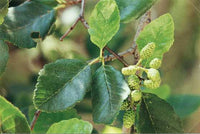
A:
[0, 0, 200, 133]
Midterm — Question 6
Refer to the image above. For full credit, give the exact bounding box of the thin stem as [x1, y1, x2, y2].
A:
[136, 59, 142, 66]
[100, 48, 105, 65]
[80, 0, 85, 16]
[60, 17, 80, 41]
[88, 57, 99, 65]
[30, 110, 41, 130]
[104, 46, 129, 67]
[60, 0, 88, 41]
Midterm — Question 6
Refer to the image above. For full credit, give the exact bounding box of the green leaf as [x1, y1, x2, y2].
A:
[92, 65, 130, 124]
[32, 0, 59, 7]
[88, 0, 120, 49]
[0, 1, 56, 48]
[136, 13, 175, 67]
[46, 118, 93, 133]
[137, 93, 183, 133]
[115, 0, 157, 23]
[33, 59, 92, 112]
[28, 106, 80, 133]
[0, 96, 30, 133]
[167, 95, 200, 118]
[0, 0, 8, 25]
[142, 84, 171, 100]
[0, 40, 8, 76]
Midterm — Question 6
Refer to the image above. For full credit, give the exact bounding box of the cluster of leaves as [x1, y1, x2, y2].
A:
[1, 0, 200, 133]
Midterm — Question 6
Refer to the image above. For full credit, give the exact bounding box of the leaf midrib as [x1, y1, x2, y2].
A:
[143, 97, 158, 133]
[102, 66, 113, 113]
[37, 65, 89, 108]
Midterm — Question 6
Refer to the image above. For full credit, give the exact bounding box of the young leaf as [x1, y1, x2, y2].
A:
[142, 84, 171, 100]
[137, 93, 183, 133]
[46, 118, 93, 133]
[167, 95, 200, 118]
[0, 0, 9, 25]
[136, 13, 175, 67]
[88, 0, 120, 49]
[29, 106, 80, 133]
[33, 59, 92, 112]
[0, 1, 56, 48]
[0, 96, 30, 133]
[0, 40, 9, 76]
[115, 0, 157, 23]
[92, 65, 130, 124]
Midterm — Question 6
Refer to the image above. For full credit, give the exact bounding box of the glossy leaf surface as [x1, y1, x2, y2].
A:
[92, 65, 130, 124]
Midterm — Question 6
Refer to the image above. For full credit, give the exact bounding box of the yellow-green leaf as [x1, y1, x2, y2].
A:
[46, 118, 93, 133]
[88, 0, 120, 49]
[0, 0, 8, 25]
[0, 96, 30, 133]
[136, 13, 175, 67]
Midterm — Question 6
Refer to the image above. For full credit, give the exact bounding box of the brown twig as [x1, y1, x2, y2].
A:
[60, 0, 129, 66]
[60, 0, 88, 41]
[30, 110, 41, 130]
[104, 46, 129, 67]
[133, 10, 152, 64]
[65, 0, 82, 6]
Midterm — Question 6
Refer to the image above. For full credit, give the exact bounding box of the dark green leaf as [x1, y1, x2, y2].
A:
[0, 1, 56, 48]
[0, 96, 30, 133]
[92, 65, 130, 124]
[88, 0, 120, 49]
[137, 93, 183, 133]
[32, 0, 59, 7]
[29, 106, 80, 133]
[136, 13, 174, 67]
[167, 95, 200, 118]
[142, 84, 171, 99]
[46, 118, 93, 133]
[0, 0, 9, 24]
[115, 0, 157, 23]
[0, 40, 8, 76]
[33, 59, 92, 112]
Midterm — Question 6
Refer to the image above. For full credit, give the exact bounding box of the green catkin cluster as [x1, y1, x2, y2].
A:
[146, 68, 160, 81]
[144, 68, 161, 89]
[144, 79, 161, 89]
[120, 100, 129, 110]
[121, 65, 139, 75]
[131, 90, 142, 102]
[128, 75, 140, 90]
[123, 110, 135, 128]
[140, 42, 156, 59]
[150, 58, 162, 69]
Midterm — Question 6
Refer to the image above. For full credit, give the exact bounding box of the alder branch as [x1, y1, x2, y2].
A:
[90, 11, 152, 65]
[124, 10, 152, 134]
[30, 110, 41, 130]
[60, 0, 88, 41]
